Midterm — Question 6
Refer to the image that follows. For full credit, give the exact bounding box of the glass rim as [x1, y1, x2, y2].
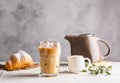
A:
[39, 41, 61, 44]
[39, 41, 61, 48]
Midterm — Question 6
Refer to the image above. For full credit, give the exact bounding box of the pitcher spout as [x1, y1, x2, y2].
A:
[64, 35, 78, 41]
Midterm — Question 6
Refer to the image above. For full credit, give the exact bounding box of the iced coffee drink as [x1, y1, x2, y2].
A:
[39, 41, 61, 76]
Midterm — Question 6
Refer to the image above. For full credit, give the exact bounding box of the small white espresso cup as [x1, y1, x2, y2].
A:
[68, 55, 91, 73]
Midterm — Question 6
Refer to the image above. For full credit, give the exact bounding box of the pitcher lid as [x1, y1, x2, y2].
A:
[79, 34, 94, 37]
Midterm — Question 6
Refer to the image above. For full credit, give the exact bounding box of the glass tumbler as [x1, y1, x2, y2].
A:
[39, 41, 61, 76]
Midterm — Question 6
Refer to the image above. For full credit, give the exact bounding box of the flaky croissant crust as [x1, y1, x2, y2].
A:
[5, 50, 34, 71]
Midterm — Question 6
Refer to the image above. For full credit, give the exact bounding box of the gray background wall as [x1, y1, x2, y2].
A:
[0, 0, 120, 62]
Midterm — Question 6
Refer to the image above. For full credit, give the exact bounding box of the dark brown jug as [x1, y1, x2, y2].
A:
[65, 34, 110, 62]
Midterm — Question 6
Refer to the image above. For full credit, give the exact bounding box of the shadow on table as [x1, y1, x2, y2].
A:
[14, 73, 39, 77]
[3, 73, 40, 78]
[60, 70, 76, 74]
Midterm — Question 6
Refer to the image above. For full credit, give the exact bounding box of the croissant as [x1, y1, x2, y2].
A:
[5, 50, 34, 71]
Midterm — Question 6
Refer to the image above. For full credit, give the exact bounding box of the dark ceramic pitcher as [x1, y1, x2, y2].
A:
[65, 34, 110, 62]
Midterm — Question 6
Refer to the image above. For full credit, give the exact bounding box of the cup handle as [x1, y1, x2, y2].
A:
[84, 58, 91, 68]
[96, 37, 111, 58]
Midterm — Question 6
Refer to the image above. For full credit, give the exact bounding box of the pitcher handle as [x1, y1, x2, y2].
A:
[96, 37, 111, 58]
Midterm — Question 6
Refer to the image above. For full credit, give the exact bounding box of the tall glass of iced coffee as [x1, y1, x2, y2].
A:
[39, 41, 61, 76]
